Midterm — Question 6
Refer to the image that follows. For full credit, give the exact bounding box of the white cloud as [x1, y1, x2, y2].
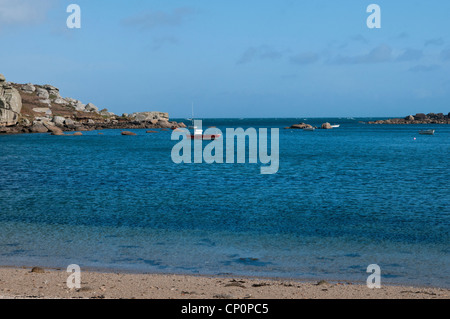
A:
[408, 64, 440, 73]
[0, 0, 54, 26]
[425, 38, 444, 47]
[151, 36, 179, 50]
[395, 48, 423, 62]
[237, 45, 285, 65]
[290, 52, 320, 65]
[334, 44, 393, 64]
[122, 7, 195, 30]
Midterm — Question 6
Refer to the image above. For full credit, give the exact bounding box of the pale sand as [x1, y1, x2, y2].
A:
[0, 267, 448, 299]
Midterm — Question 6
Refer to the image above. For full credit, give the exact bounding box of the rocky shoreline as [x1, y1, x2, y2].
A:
[284, 113, 449, 130]
[0, 74, 186, 135]
[368, 113, 450, 125]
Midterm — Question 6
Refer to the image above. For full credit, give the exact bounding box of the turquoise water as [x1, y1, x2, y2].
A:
[0, 118, 449, 287]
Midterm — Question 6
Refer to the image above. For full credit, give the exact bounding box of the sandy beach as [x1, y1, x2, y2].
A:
[0, 267, 447, 299]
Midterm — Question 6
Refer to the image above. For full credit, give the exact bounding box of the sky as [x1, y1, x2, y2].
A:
[0, 0, 449, 118]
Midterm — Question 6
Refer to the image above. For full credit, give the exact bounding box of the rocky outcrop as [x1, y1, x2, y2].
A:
[0, 74, 186, 134]
[284, 123, 314, 129]
[29, 122, 48, 133]
[99, 109, 114, 116]
[85, 103, 99, 113]
[36, 88, 49, 99]
[54, 97, 68, 105]
[52, 116, 66, 126]
[321, 122, 332, 129]
[285, 122, 335, 130]
[43, 85, 60, 99]
[368, 113, 449, 125]
[121, 131, 137, 136]
[130, 112, 169, 122]
[0, 74, 23, 126]
[21, 83, 36, 93]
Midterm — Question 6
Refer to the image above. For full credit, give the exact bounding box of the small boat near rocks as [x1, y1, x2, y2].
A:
[188, 127, 221, 140]
[419, 129, 435, 135]
[187, 103, 221, 140]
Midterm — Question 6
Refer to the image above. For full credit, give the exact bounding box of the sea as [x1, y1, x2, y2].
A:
[0, 118, 449, 288]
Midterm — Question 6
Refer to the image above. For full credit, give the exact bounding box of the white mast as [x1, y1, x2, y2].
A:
[191, 102, 194, 127]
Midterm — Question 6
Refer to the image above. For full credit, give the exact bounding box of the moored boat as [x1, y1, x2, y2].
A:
[187, 103, 221, 140]
[187, 127, 221, 140]
[419, 129, 435, 135]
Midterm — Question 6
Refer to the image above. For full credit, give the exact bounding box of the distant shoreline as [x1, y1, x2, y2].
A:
[367, 113, 449, 125]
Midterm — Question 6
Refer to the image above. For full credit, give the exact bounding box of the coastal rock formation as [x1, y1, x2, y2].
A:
[285, 122, 335, 130]
[21, 83, 36, 93]
[36, 88, 49, 98]
[321, 122, 332, 129]
[0, 74, 187, 135]
[130, 112, 169, 122]
[285, 123, 313, 129]
[156, 119, 173, 128]
[74, 101, 87, 111]
[0, 74, 23, 126]
[44, 122, 64, 135]
[100, 109, 115, 117]
[52, 116, 66, 126]
[121, 131, 136, 136]
[43, 85, 60, 99]
[85, 103, 99, 113]
[54, 97, 68, 105]
[368, 113, 449, 125]
[29, 122, 48, 133]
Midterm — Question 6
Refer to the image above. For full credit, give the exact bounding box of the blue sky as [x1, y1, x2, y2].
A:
[0, 0, 449, 118]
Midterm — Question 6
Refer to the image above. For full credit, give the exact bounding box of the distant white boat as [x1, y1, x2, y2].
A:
[187, 102, 221, 140]
[303, 127, 315, 131]
[419, 129, 435, 135]
[331, 124, 340, 128]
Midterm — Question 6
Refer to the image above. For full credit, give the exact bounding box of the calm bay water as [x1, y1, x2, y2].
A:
[0, 118, 449, 287]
